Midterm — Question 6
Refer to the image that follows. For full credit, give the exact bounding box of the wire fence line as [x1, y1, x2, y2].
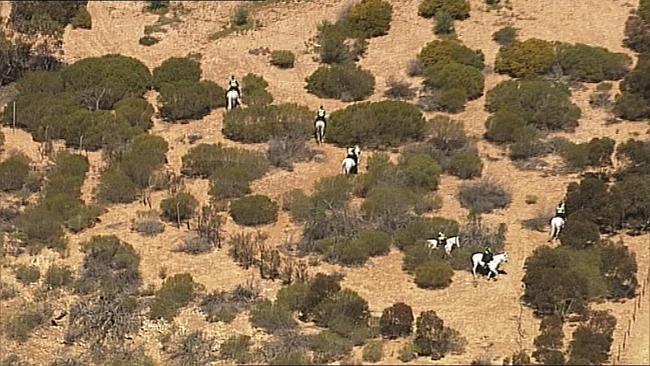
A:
[613, 268, 650, 364]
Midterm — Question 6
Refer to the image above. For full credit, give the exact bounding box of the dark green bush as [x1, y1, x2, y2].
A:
[624, 15, 650, 53]
[10, 1, 88, 35]
[424, 61, 484, 100]
[613, 92, 649, 120]
[556, 43, 631, 82]
[160, 192, 198, 222]
[599, 242, 638, 299]
[181, 143, 269, 179]
[306, 64, 375, 101]
[485, 108, 526, 143]
[158, 80, 225, 121]
[114, 97, 154, 130]
[495, 38, 556, 78]
[418, 0, 470, 20]
[242, 73, 274, 107]
[414, 260, 453, 289]
[434, 11, 455, 35]
[270, 50, 295, 68]
[149, 273, 196, 321]
[458, 178, 511, 214]
[219, 335, 252, 364]
[448, 150, 483, 178]
[361, 185, 416, 231]
[485, 79, 581, 131]
[559, 214, 600, 249]
[139, 35, 160, 46]
[231, 5, 250, 27]
[309, 331, 353, 363]
[71, 5, 91, 29]
[492, 26, 518, 46]
[229, 195, 278, 226]
[153, 57, 201, 90]
[345, 0, 393, 38]
[401, 153, 442, 190]
[509, 126, 547, 160]
[16, 206, 65, 251]
[62, 54, 151, 110]
[560, 137, 615, 170]
[15, 264, 41, 285]
[209, 166, 253, 199]
[16, 70, 64, 94]
[118, 133, 169, 187]
[250, 299, 297, 333]
[414, 310, 466, 360]
[317, 21, 367, 64]
[45, 264, 74, 289]
[380, 302, 414, 339]
[418, 39, 484, 69]
[362, 340, 384, 362]
[327, 100, 425, 147]
[567, 311, 616, 365]
[0, 154, 30, 191]
[395, 216, 459, 249]
[97, 168, 138, 204]
[223, 103, 311, 143]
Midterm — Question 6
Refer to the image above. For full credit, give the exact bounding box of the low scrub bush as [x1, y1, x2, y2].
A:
[557, 43, 631, 82]
[414, 260, 454, 289]
[362, 340, 384, 362]
[361, 185, 416, 231]
[309, 331, 353, 363]
[229, 195, 278, 226]
[458, 178, 511, 214]
[15, 264, 41, 285]
[567, 311, 616, 365]
[418, 39, 484, 69]
[149, 273, 196, 321]
[306, 64, 375, 101]
[327, 100, 425, 147]
[181, 143, 269, 179]
[165, 330, 216, 366]
[219, 335, 252, 364]
[97, 168, 138, 204]
[613, 92, 649, 121]
[434, 11, 455, 35]
[16, 206, 65, 252]
[201, 285, 259, 323]
[495, 38, 556, 78]
[316, 21, 367, 64]
[345, 0, 393, 38]
[379, 302, 414, 339]
[160, 192, 198, 222]
[0, 154, 30, 191]
[624, 15, 650, 53]
[10, 2, 88, 35]
[241, 73, 273, 107]
[559, 137, 615, 170]
[492, 26, 518, 46]
[133, 210, 165, 236]
[139, 35, 160, 46]
[418, 0, 470, 20]
[395, 216, 459, 249]
[267, 133, 314, 170]
[158, 80, 225, 121]
[114, 97, 155, 130]
[423, 61, 484, 100]
[44, 264, 74, 289]
[270, 50, 295, 68]
[3, 302, 51, 343]
[250, 299, 297, 333]
[223, 103, 311, 143]
[414, 310, 466, 360]
[152, 57, 201, 90]
[384, 77, 416, 100]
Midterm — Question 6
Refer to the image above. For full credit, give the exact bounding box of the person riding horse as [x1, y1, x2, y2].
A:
[227, 75, 241, 96]
[555, 201, 566, 220]
[346, 146, 359, 174]
[437, 231, 446, 244]
[481, 247, 493, 271]
[315, 106, 327, 124]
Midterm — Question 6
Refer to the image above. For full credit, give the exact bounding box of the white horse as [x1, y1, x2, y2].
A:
[226, 89, 240, 110]
[471, 252, 508, 280]
[426, 236, 460, 255]
[341, 145, 361, 175]
[315, 120, 325, 144]
[548, 216, 565, 242]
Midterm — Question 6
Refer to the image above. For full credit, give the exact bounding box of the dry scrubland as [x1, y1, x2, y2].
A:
[0, 0, 649, 365]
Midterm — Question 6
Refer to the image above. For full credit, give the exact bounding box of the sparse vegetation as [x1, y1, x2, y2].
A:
[306, 63, 375, 101]
[229, 195, 278, 226]
[160, 192, 198, 223]
[418, 0, 470, 20]
[149, 273, 197, 321]
[458, 178, 512, 213]
[270, 50, 295, 68]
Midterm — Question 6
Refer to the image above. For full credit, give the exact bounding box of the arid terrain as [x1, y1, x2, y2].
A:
[0, 0, 649, 364]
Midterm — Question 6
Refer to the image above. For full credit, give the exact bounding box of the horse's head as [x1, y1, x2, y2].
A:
[500, 253, 509, 262]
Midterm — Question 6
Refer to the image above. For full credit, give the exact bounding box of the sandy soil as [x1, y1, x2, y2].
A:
[1, 0, 649, 364]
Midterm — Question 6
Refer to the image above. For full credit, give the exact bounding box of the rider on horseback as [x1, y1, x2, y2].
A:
[315, 106, 327, 123]
[555, 201, 566, 220]
[437, 231, 446, 244]
[227, 75, 241, 95]
[346, 146, 359, 174]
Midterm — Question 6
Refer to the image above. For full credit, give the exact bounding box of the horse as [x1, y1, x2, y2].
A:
[471, 252, 508, 280]
[426, 236, 460, 255]
[314, 120, 325, 144]
[341, 145, 361, 175]
[226, 89, 240, 110]
[548, 216, 565, 242]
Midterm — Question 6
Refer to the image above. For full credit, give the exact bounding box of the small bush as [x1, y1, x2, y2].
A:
[509, 126, 547, 160]
[166, 330, 216, 366]
[380, 302, 414, 339]
[423, 61, 485, 100]
[317, 21, 367, 64]
[418, 39, 484, 69]
[557, 43, 631, 82]
[492, 26, 518, 46]
[560, 137, 615, 170]
[384, 77, 416, 100]
[114, 97, 154, 130]
[229, 195, 278, 226]
[401, 153, 443, 190]
[153, 57, 201, 90]
[448, 151, 483, 178]
[345, 0, 393, 38]
[160, 192, 198, 222]
[559, 215, 600, 249]
[149, 273, 196, 321]
[220, 335, 252, 364]
[133, 210, 165, 236]
[407, 58, 425, 76]
[16, 206, 65, 251]
[200, 285, 259, 323]
[97, 168, 138, 204]
[458, 178, 512, 213]
[223, 103, 311, 143]
[567, 311, 616, 365]
[267, 133, 314, 170]
[15, 264, 41, 285]
[434, 11, 454, 35]
[414, 310, 466, 360]
[306, 64, 375, 101]
[44, 264, 74, 289]
[270, 50, 295, 68]
[328, 100, 425, 147]
[232, 5, 250, 27]
[362, 340, 384, 362]
[0, 282, 18, 300]
[139, 35, 160, 46]
[418, 0, 470, 20]
[398, 343, 417, 362]
[624, 16, 650, 53]
[309, 331, 353, 364]
[414, 260, 454, 289]
[71, 6, 91, 29]
[0, 154, 30, 191]
[3, 302, 51, 343]
[613, 92, 649, 121]
[250, 299, 297, 333]
[361, 185, 416, 231]
[495, 39, 556, 78]
[241, 73, 274, 107]
[181, 143, 269, 179]
[395, 216, 459, 249]
[158, 80, 225, 121]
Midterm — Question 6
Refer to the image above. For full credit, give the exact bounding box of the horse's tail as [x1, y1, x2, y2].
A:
[342, 160, 347, 174]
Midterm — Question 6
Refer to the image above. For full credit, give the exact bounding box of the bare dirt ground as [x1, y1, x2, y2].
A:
[1, 0, 649, 364]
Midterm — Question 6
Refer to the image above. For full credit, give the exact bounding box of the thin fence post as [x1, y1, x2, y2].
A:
[12, 101, 16, 131]
[623, 332, 627, 349]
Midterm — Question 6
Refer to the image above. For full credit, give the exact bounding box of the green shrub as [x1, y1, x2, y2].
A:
[118, 133, 169, 187]
[424, 61, 484, 100]
[509, 126, 547, 160]
[414, 310, 466, 360]
[223, 103, 311, 143]
[613, 92, 649, 120]
[97, 168, 138, 204]
[624, 16, 650, 53]
[114, 97, 154, 130]
[158, 80, 225, 121]
[434, 11, 455, 35]
[241, 73, 274, 107]
[560, 137, 615, 170]
[567, 311, 616, 365]
[209, 166, 253, 199]
[559, 215, 600, 249]
[62, 54, 152, 110]
[0, 154, 30, 191]
[149, 273, 196, 321]
[160, 192, 198, 222]
[362, 340, 384, 362]
[270, 50, 295, 68]
[458, 178, 511, 213]
[495, 39, 556, 78]
[599, 242, 638, 299]
[485, 79, 581, 131]
[309, 331, 353, 363]
[250, 299, 296, 333]
[414, 260, 453, 289]
[361, 185, 416, 231]
[145, 0, 169, 12]
[229, 195, 278, 226]
[317, 21, 367, 64]
[153, 57, 201, 90]
[485, 108, 526, 143]
[16, 206, 65, 251]
[10, 1, 87, 35]
[139, 35, 159, 46]
[492, 26, 518, 46]
[306, 64, 375, 101]
[231, 5, 250, 27]
[15, 264, 41, 285]
[76, 235, 142, 295]
[345, 0, 393, 38]
[448, 151, 483, 178]
[44, 264, 74, 289]
[401, 153, 442, 190]
[52, 149, 88, 179]
[327, 100, 425, 147]
[418, 0, 470, 20]
[71, 6, 91, 29]
[556, 43, 631, 82]
[418, 39, 484, 69]
[395, 216, 459, 249]
[16, 70, 64, 94]
[220, 335, 252, 364]
[3, 302, 51, 343]
[181, 143, 269, 179]
[380, 302, 414, 339]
